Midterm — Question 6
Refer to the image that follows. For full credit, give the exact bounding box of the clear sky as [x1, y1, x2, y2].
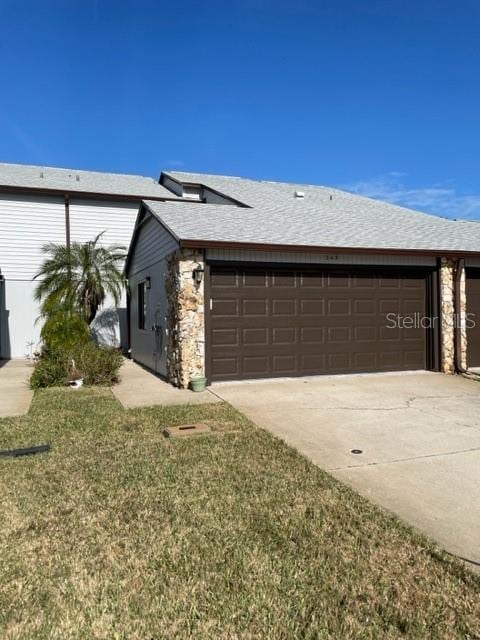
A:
[1, 0, 479, 218]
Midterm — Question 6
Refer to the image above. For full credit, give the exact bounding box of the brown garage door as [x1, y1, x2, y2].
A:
[208, 265, 429, 382]
[466, 268, 480, 368]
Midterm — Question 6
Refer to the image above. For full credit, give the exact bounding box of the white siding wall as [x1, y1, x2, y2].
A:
[69, 198, 139, 256]
[68, 199, 141, 351]
[0, 194, 141, 358]
[0, 194, 66, 357]
[0, 194, 66, 280]
[0, 280, 41, 359]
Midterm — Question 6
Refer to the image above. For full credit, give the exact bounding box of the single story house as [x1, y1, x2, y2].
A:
[125, 171, 480, 387]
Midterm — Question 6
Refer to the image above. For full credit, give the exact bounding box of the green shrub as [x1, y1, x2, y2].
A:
[30, 350, 70, 389]
[40, 305, 90, 352]
[30, 342, 123, 389]
[71, 342, 124, 386]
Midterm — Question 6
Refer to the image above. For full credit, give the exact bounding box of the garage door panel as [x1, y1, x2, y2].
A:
[301, 327, 325, 344]
[300, 299, 325, 315]
[211, 328, 239, 347]
[355, 299, 376, 315]
[327, 299, 351, 315]
[272, 355, 297, 373]
[404, 350, 425, 367]
[243, 328, 268, 345]
[299, 273, 325, 288]
[466, 268, 480, 368]
[243, 356, 269, 375]
[212, 357, 239, 377]
[301, 353, 327, 371]
[272, 299, 296, 315]
[212, 299, 238, 316]
[243, 299, 268, 316]
[243, 271, 268, 287]
[209, 265, 428, 381]
[272, 327, 296, 344]
[272, 271, 296, 287]
[327, 326, 352, 343]
[355, 353, 377, 369]
[327, 273, 350, 287]
[211, 270, 238, 287]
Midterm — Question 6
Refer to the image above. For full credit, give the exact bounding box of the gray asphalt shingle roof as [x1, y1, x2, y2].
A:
[0, 162, 179, 199]
[144, 172, 480, 253]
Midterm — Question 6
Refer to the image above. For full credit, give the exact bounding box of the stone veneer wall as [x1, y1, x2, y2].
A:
[439, 257, 467, 373]
[165, 248, 205, 388]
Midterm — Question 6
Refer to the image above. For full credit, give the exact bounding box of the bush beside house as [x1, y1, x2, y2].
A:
[31, 343, 123, 388]
[30, 233, 126, 389]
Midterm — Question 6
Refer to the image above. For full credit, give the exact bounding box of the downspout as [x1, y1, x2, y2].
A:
[453, 258, 466, 374]
[126, 284, 131, 357]
[0, 269, 4, 359]
[64, 194, 71, 248]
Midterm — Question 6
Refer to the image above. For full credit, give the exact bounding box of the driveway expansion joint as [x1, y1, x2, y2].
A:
[331, 446, 480, 471]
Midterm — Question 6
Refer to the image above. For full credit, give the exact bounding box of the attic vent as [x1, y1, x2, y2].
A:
[182, 185, 202, 200]
[294, 191, 305, 198]
[76, 175, 80, 182]
[40, 171, 44, 178]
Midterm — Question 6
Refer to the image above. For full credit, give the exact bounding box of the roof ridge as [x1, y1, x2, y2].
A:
[0, 161, 159, 183]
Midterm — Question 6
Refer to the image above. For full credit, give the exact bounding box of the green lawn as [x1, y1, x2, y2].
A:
[0, 388, 478, 639]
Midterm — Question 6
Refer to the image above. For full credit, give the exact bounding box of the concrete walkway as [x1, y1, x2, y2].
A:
[0, 360, 34, 417]
[214, 372, 480, 567]
[112, 359, 220, 408]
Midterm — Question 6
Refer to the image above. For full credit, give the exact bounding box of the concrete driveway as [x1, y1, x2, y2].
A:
[213, 372, 480, 567]
[0, 360, 33, 417]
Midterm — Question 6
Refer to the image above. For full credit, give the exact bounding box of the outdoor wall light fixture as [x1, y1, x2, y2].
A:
[193, 266, 204, 285]
[145, 277, 151, 289]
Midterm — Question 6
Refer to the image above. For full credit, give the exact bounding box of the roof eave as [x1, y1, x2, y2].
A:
[179, 238, 480, 258]
[0, 184, 187, 203]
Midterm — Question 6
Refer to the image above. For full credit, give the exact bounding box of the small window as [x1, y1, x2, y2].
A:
[138, 282, 147, 330]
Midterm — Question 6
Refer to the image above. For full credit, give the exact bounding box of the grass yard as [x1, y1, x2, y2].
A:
[0, 388, 479, 639]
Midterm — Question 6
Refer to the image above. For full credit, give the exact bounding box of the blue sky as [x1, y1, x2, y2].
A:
[1, 0, 479, 218]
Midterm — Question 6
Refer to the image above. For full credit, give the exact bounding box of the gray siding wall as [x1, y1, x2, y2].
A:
[127, 213, 179, 276]
[127, 214, 179, 375]
[203, 188, 234, 205]
[129, 263, 169, 376]
[161, 175, 183, 196]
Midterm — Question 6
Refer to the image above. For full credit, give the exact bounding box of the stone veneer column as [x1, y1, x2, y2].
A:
[439, 257, 467, 373]
[458, 262, 468, 371]
[440, 257, 455, 373]
[165, 248, 205, 388]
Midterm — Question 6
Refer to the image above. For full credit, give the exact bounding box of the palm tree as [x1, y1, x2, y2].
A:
[34, 232, 127, 325]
